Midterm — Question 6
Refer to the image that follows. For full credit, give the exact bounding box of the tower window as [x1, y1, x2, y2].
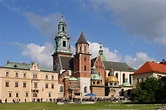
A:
[84, 46, 86, 52]
[84, 66, 86, 71]
[116, 73, 118, 79]
[63, 41, 66, 47]
[60, 86, 63, 92]
[129, 74, 132, 84]
[84, 86, 87, 93]
[62, 26, 65, 31]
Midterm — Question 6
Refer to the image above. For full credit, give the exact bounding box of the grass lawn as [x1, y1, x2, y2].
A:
[0, 102, 165, 110]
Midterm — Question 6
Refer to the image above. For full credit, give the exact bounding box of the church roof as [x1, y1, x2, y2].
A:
[133, 61, 166, 75]
[103, 61, 135, 72]
[1, 61, 53, 72]
[75, 32, 88, 45]
[59, 56, 74, 70]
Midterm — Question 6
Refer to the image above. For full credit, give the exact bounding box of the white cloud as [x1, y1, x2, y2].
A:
[22, 42, 53, 69]
[79, 0, 166, 45]
[124, 52, 155, 69]
[25, 12, 62, 39]
[88, 41, 121, 62]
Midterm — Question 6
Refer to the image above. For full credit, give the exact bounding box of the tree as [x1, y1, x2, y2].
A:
[131, 77, 162, 103]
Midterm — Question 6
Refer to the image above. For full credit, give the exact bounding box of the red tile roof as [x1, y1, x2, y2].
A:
[133, 61, 166, 74]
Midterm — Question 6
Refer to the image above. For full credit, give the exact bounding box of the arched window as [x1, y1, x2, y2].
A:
[60, 86, 63, 92]
[84, 86, 87, 93]
[123, 73, 125, 83]
[97, 81, 100, 85]
[116, 73, 118, 79]
[108, 72, 110, 76]
[62, 26, 65, 31]
[84, 66, 86, 71]
[46, 75, 48, 79]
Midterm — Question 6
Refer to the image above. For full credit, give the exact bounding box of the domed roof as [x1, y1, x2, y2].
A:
[91, 74, 102, 80]
[69, 77, 77, 81]
[122, 82, 131, 87]
[107, 76, 118, 82]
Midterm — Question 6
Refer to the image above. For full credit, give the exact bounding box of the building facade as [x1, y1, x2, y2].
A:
[0, 61, 58, 103]
[53, 16, 135, 98]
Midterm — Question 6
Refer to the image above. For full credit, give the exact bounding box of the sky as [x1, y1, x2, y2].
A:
[0, 0, 166, 70]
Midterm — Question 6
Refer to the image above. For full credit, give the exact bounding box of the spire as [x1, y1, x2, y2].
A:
[99, 43, 106, 61]
[75, 32, 88, 45]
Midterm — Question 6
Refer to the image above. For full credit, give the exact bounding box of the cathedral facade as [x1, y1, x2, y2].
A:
[52, 16, 136, 98]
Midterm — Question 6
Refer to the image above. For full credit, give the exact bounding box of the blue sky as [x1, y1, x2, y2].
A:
[0, 0, 166, 69]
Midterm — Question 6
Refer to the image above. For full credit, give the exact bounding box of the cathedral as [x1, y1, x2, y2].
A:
[52, 16, 136, 99]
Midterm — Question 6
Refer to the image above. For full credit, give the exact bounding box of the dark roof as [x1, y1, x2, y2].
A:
[75, 32, 88, 45]
[91, 57, 97, 67]
[60, 56, 74, 70]
[103, 61, 136, 72]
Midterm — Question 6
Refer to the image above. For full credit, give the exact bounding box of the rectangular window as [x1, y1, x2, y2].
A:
[33, 93, 37, 97]
[15, 82, 18, 87]
[23, 73, 26, 78]
[33, 74, 37, 79]
[23, 82, 26, 87]
[25, 92, 28, 97]
[9, 92, 12, 97]
[6, 72, 9, 76]
[16, 93, 19, 97]
[34, 82, 38, 88]
[5, 82, 9, 87]
[63, 41, 66, 47]
[46, 75, 48, 79]
[45, 84, 48, 89]
[15, 73, 18, 77]
[48, 93, 51, 97]
[51, 84, 54, 89]
[51, 75, 54, 80]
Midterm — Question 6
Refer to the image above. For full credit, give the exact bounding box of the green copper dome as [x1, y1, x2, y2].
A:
[122, 82, 131, 87]
[91, 74, 102, 80]
[69, 77, 77, 81]
[99, 43, 106, 61]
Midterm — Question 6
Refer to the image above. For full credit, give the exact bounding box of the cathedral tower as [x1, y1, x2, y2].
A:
[74, 32, 91, 95]
[52, 15, 72, 71]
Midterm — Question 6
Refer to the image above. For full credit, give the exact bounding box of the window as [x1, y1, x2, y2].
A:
[84, 46, 86, 52]
[84, 66, 86, 71]
[110, 82, 113, 86]
[46, 75, 48, 79]
[45, 84, 48, 89]
[33, 74, 37, 79]
[23, 73, 26, 78]
[97, 81, 100, 85]
[34, 82, 38, 88]
[84, 57, 86, 61]
[80, 46, 82, 52]
[114, 83, 117, 86]
[129, 74, 132, 84]
[16, 93, 19, 97]
[62, 26, 65, 31]
[15, 73, 18, 77]
[63, 41, 66, 47]
[93, 81, 95, 85]
[116, 73, 118, 79]
[137, 79, 139, 83]
[33, 93, 37, 97]
[51, 75, 54, 80]
[25, 92, 28, 97]
[60, 86, 63, 92]
[142, 78, 144, 82]
[9, 93, 12, 97]
[15, 82, 18, 87]
[5, 82, 9, 87]
[123, 73, 125, 83]
[51, 84, 54, 89]
[23, 82, 26, 87]
[6, 72, 9, 76]
[48, 93, 51, 97]
[84, 86, 87, 93]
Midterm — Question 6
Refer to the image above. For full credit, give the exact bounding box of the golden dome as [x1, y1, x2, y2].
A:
[107, 76, 118, 82]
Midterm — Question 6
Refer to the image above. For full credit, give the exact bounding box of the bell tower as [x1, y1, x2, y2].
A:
[74, 32, 91, 95]
[52, 15, 72, 71]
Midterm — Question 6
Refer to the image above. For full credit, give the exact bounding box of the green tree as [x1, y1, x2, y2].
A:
[131, 77, 159, 103]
